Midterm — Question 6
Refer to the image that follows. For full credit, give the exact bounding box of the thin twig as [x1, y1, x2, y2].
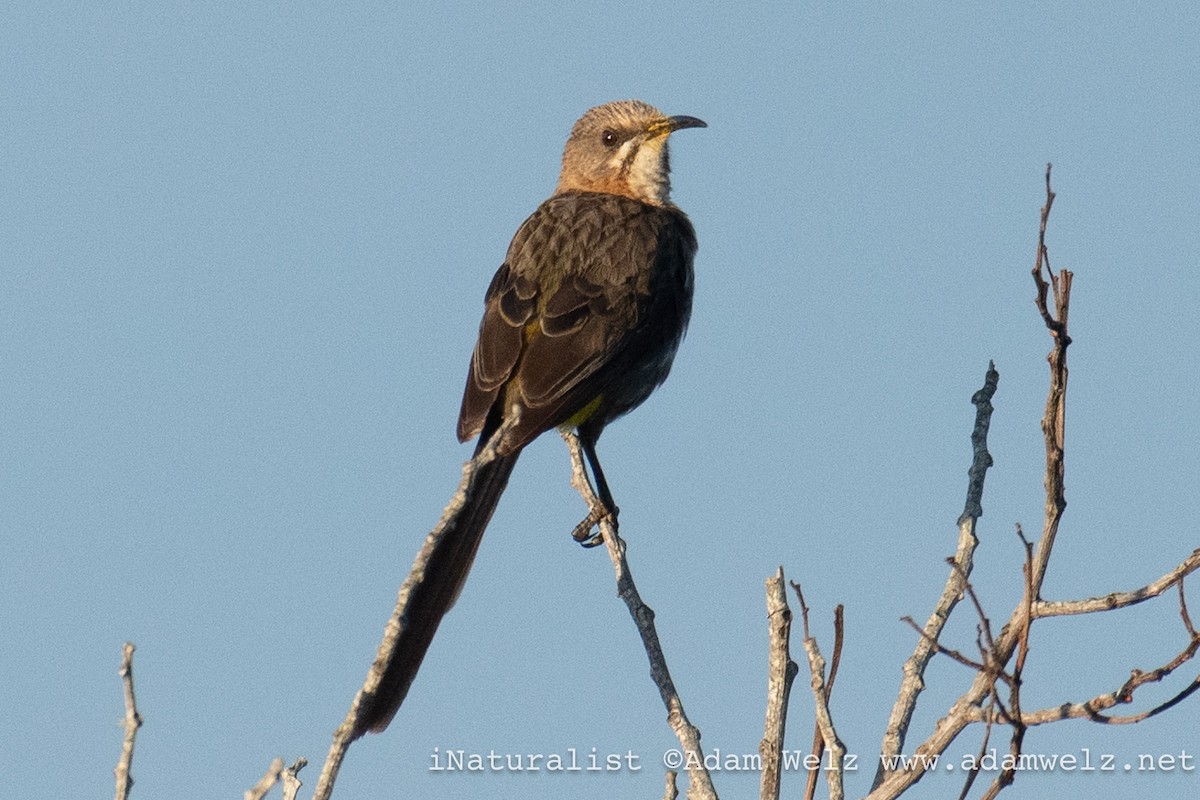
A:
[970, 675, 1200, 727]
[969, 623, 1200, 727]
[869, 170, 1066, 800]
[563, 431, 717, 800]
[805, 607, 844, 800]
[979, 534, 1036, 799]
[900, 615, 990, 674]
[1180, 579, 1196, 637]
[760, 568, 798, 800]
[244, 758, 284, 800]
[955, 712, 993, 800]
[829, 607, 845, 696]
[114, 642, 142, 800]
[959, 562, 998, 656]
[866, 170, 1200, 799]
[792, 582, 846, 800]
[1029, 164, 1071, 594]
[976, 167, 1067, 800]
[1033, 548, 1200, 618]
[874, 363, 999, 788]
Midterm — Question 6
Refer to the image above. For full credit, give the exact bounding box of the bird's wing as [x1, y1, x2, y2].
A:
[457, 194, 673, 451]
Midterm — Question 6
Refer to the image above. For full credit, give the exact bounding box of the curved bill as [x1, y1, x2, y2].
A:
[666, 114, 707, 132]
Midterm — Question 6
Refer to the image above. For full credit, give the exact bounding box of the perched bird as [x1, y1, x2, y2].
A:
[354, 100, 705, 736]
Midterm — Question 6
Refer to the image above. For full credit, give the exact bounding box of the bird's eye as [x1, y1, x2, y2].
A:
[600, 129, 620, 148]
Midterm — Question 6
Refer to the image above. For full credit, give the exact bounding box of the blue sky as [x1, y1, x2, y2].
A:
[3, 3, 1198, 799]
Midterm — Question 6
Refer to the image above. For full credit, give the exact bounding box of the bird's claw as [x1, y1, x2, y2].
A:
[571, 505, 619, 548]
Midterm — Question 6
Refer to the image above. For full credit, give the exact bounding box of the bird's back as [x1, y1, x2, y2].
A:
[458, 191, 696, 453]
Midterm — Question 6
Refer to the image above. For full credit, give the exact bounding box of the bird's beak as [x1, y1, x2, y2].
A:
[647, 115, 707, 137]
[666, 115, 707, 132]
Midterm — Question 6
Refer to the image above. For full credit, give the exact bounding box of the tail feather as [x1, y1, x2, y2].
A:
[352, 448, 520, 737]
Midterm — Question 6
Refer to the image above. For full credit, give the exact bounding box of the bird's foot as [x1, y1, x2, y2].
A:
[571, 504, 619, 548]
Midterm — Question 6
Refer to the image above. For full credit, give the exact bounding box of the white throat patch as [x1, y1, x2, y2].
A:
[616, 137, 670, 206]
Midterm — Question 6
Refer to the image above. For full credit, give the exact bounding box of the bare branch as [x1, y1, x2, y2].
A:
[563, 430, 718, 800]
[869, 169, 1069, 800]
[899, 615, 989, 674]
[244, 758, 284, 800]
[874, 362, 999, 787]
[1180, 579, 1196, 637]
[114, 642, 142, 800]
[805, 607, 844, 800]
[1033, 548, 1200, 618]
[791, 582, 846, 800]
[1022, 553, 1200, 726]
[829, 607, 846, 696]
[956, 718, 993, 800]
[760, 568, 798, 800]
[1029, 164, 1072, 596]
[963, 560, 999, 657]
[978, 533, 1036, 800]
[1031, 164, 1063, 338]
[281, 758, 307, 800]
[971, 622, 1200, 727]
[663, 770, 680, 800]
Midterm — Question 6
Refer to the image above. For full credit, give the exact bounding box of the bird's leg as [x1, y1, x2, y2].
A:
[570, 434, 619, 547]
[582, 436, 620, 521]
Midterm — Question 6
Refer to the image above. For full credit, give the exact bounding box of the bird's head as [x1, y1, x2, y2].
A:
[555, 100, 706, 207]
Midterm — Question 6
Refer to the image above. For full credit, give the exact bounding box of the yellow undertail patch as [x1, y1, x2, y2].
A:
[560, 394, 604, 430]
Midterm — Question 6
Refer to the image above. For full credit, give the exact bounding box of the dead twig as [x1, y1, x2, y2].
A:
[869, 167, 1068, 800]
[1029, 163, 1071, 594]
[978, 531, 1036, 799]
[114, 642, 142, 800]
[804, 606, 844, 800]
[563, 430, 717, 800]
[244, 758, 284, 800]
[792, 582, 846, 800]
[968, 610, 1200, 728]
[873, 362, 999, 789]
[760, 568, 799, 800]
[1033, 549, 1200, 618]
[281, 758, 307, 800]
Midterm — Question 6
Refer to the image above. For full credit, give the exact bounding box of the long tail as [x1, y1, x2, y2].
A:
[352, 446, 520, 737]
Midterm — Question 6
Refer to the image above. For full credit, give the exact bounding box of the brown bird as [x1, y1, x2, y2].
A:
[354, 100, 705, 736]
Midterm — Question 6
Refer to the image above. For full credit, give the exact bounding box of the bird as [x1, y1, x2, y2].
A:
[353, 100, 705, 737]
